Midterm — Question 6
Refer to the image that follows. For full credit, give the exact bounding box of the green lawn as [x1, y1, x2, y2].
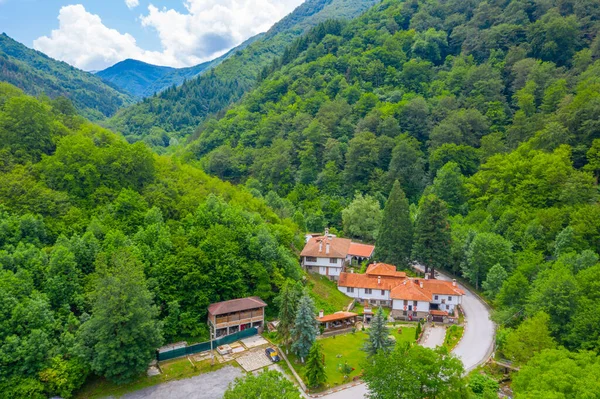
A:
[443, 325, 464, 351]
[75, 357, 231, 398]
[307, 273, 353, 314]
[287, 327, 416, 391]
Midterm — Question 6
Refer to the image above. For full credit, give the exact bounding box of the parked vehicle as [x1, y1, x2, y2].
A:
[265, 347, 280, 362]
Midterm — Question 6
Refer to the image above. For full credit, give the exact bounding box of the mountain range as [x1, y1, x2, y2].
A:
[106, 0, 381, 145]
[95, 33, 264, 99]
[0, 33, 132, 120]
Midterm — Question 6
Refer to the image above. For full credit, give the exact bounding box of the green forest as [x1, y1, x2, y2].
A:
[0, 83, 303, 398]
[106, 0, 380, 147]
[2, 0, 600, 397]
[180, 0, 600, 396]
[0, 34, 133, 121]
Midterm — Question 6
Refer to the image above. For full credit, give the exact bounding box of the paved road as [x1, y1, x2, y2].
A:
[117, 366, 243, 399]
[421, 325, 446, 349]
[413, 264, 495, 372]
[322, 265, 495, 399]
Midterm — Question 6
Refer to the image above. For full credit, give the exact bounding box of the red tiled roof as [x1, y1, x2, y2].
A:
[318, 311, 358, 322]
[421, 279, 465, 296]
[430, 310, 449, 316]
[390, 280, 432, 301]
[300, 236, 352, 258]
[208, 296, 267, 316]
[338, 272, 406, 290]
[366, 263, 406, 278]
[348, 242, 375, 258]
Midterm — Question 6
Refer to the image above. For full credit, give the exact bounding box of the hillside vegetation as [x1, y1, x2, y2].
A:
[0, 83, 302, 398]
[0, 34, 133, 120]
[106, 0, 380, 148]
[180, 0, 600, 396]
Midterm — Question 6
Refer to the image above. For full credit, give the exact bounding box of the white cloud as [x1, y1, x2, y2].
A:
[125, 0, 139, 9]
[33, 0, 305, 71]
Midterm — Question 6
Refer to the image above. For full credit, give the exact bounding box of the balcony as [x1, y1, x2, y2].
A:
[214, 310, 264, 328]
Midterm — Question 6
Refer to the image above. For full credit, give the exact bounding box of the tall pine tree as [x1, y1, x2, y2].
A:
[276, 279, 302, 348]
[76, 249, 163, 383]
[375, 180, 413, 268]
[363, 307, 394, 356]
[291, 291, 319, 363]
[412, 194, 451, 275]
[305, 342, 326, 388]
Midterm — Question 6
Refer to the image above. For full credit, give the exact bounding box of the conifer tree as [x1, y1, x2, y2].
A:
[291, 291, 319, 362]
[76, 249, 163, 383]
[375, 180, 413, 268]
[412, 194, 451, 275]
[276, 279, 302, 347]
[305, 342, 326, 388]
[363, 307, 394, 356]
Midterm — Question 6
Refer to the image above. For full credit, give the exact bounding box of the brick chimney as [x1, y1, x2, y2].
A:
[319, 309, 324, 318]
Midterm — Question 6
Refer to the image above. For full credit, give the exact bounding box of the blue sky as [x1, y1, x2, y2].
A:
[0, 0, 305, 71]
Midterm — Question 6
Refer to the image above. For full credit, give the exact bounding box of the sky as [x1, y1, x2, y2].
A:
[0, 0, 305, 71]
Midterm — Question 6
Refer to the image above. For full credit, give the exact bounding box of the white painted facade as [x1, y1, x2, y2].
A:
[392, 300, 430, 312]
[430, 293, 462, 313]
[338, 286, 390, 301]
[303, 256, 344, 279]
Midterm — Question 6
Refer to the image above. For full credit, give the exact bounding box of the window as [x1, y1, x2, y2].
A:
[413, 301, 417, 306]
[403, 300, 408, 306]
[305, 256, 317, 262]
[381, 290, 385, 295]
[446, 305, 450, 310]
[413, 312, 417, 317]
[330, 258, 338, 264]
[448, 296, 452, 301]
[346, 287, 354, 293]
[408, 305, 413, 311]
[365, 288, 372, 294]
[434, 295, 439, 300]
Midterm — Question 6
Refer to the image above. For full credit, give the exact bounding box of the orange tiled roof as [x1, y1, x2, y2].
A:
[338, 271, 406, 290]
[317, 311, 358, 323]
[366, 263, 406, 278]
[421, 279, 465, 296]
[390, 280, 432, 301]
[430, 310, 449, 316]
[300, 236, 352, 258]
[348, 242, 375, 258]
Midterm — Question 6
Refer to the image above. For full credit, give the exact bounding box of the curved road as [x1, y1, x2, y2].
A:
[322, 266, 495, 399]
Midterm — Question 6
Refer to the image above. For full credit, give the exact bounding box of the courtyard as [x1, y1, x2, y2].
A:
[286, 325, 417, 390]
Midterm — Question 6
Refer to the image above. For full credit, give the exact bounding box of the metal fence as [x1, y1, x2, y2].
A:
[157, 327, 258, 361]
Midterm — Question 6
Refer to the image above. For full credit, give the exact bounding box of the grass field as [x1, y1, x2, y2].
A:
[287, 326, 416, 391]
[75, 357, 231, 398]
[307, 273, 353, 314]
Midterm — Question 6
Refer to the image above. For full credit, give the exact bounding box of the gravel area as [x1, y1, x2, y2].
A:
[116, 365, 243, 399]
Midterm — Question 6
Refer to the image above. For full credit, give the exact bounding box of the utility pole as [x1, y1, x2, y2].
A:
[209, 322, 214, 366]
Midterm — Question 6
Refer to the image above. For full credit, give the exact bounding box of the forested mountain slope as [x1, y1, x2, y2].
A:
[96, 34, 263, 100]
[96, 59, 177, 99]
[106, 0, 380, 148]
[183, 0, 600, 394]
[0, 34, 133, 120]
[0, 83, 302, 398]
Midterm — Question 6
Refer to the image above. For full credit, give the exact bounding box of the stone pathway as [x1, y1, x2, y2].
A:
[421, 325, 446, 348]
[236, 348, 273, 372]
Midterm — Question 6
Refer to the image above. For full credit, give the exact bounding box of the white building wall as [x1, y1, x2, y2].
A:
[391, 300, 430, 312]
[304, 256, 343, 277]
[356, 288, 390, 301]
[338, 286, 359, 298]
